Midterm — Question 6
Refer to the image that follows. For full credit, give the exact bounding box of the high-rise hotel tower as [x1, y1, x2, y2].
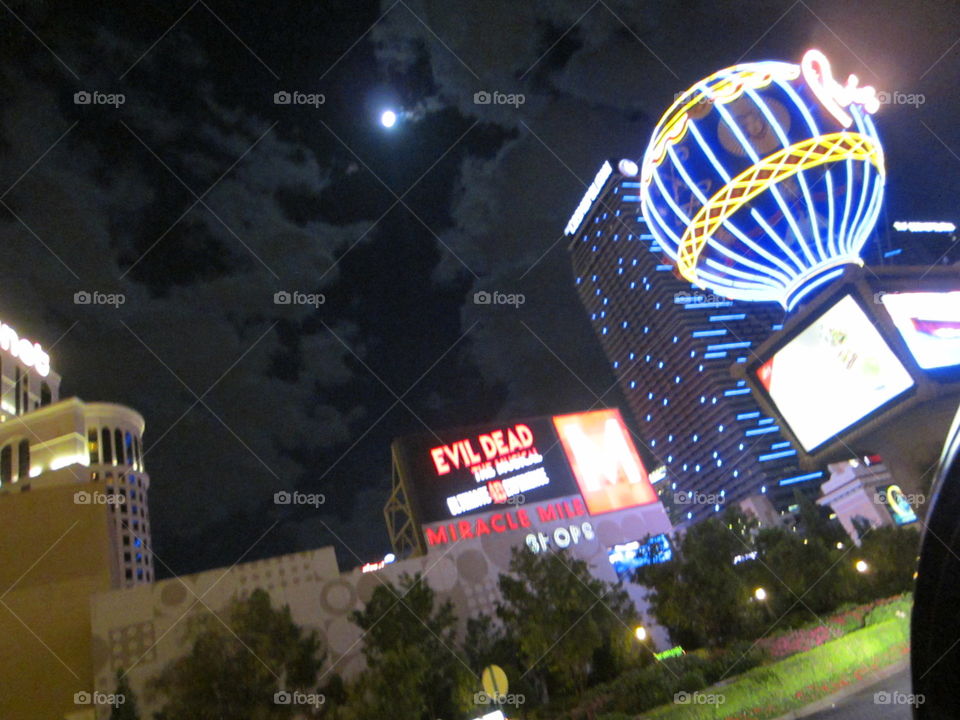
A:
[567, 160, 822, 523]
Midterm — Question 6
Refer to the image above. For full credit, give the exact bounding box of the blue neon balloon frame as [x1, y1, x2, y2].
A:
[640, 58, 885, 310]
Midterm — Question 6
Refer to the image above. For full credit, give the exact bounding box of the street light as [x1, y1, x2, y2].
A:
[754, 587, 767, 601]
[855, 560, 869, 573]
[634, 625, 647, 641]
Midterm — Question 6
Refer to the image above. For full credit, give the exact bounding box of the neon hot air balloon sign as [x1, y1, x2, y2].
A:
[640, 49, 884, 310]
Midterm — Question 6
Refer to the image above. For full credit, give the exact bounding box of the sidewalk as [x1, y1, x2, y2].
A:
[771, 659, 909, 720]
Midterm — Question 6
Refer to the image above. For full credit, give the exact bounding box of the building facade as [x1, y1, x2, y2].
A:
[0, 317, 153, 720]
[567, 160, 824, 523]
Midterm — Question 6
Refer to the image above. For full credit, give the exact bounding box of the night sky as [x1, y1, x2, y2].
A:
[2, 0, 958, 577]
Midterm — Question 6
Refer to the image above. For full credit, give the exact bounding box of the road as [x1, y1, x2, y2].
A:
[804, 667, 915, 720]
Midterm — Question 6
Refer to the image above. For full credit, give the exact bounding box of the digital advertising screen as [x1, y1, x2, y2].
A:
[880, 291, 960, 371]
[393, 408, 657, 528]
[553, 409, 657, 515]
[877, 484, 919, 526]
[755, 295, 915, 452]
[608, 534, 673, 580]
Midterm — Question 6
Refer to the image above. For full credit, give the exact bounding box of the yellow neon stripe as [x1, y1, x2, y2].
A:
[675, 132, 884, 283]
[643, 65, 800, 181]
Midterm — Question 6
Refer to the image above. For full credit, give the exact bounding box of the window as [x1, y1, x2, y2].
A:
[88, 429, 99, 464]
[134, 436, 142, 470]
[13, 368, 20, 415]
[101, 428, 113, 464]
[0, 446, 10, 484]
[125, 569, 132, 580]
[40, 383, 51, 406]
[114, 429, 124, 465]
[17, 439, 28, 480]
[122, 536, 130, 546]
[123, 552, 131, 562]
[124, 432, 133, 466]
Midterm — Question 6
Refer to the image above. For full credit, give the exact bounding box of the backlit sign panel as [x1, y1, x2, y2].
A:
[0, 321, 50, 377]
[880, 291, 960, 371]
[394, 416, 581, 528]
[393, 408, 659, 542]
[756, 295, 914, 451]
[553, 409, 656, 515]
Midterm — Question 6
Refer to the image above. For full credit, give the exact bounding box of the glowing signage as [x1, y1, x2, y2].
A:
[801, 49, 879, 128]
[881, 291, 960, 371]
[757, 295, 914, 451]
[640, 49, 884, 308]
[424, 497, 588, 548]
[564, 161, 613, 236]
[893, 221, 956, 233]
[553, 408, 656, 514]
[882, 484, 918, 525]
[360, 553, 396, 573]
[608, 534, 672, 580]
[0, 321, 50, 377]
[654, 646, 685, 661]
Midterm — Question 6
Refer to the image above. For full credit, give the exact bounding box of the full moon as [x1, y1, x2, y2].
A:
[380, 110, 397, 128]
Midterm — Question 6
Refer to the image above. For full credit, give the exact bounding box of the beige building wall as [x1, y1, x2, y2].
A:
[0, 482, 115, 720]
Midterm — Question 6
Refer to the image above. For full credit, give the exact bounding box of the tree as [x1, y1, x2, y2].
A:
[110, 669, 140, 720]
[149, 589, 324, 719]
[497, 547, 639, 699]
[349, 573, 469, 720]
[856, 525, 921, 599]
[637, 508, 762, 648]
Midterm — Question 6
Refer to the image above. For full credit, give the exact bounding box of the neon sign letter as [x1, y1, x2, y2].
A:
[801, 49, 880, 128]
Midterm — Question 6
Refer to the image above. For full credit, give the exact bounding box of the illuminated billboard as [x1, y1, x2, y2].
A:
[553, 408, 656, 514]
[880, 291, 960, 371]
[392, 408, 657, 531]
[755, 295, 914, 451]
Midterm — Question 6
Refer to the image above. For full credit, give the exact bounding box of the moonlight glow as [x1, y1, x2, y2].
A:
[380, 110, 397, 128]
